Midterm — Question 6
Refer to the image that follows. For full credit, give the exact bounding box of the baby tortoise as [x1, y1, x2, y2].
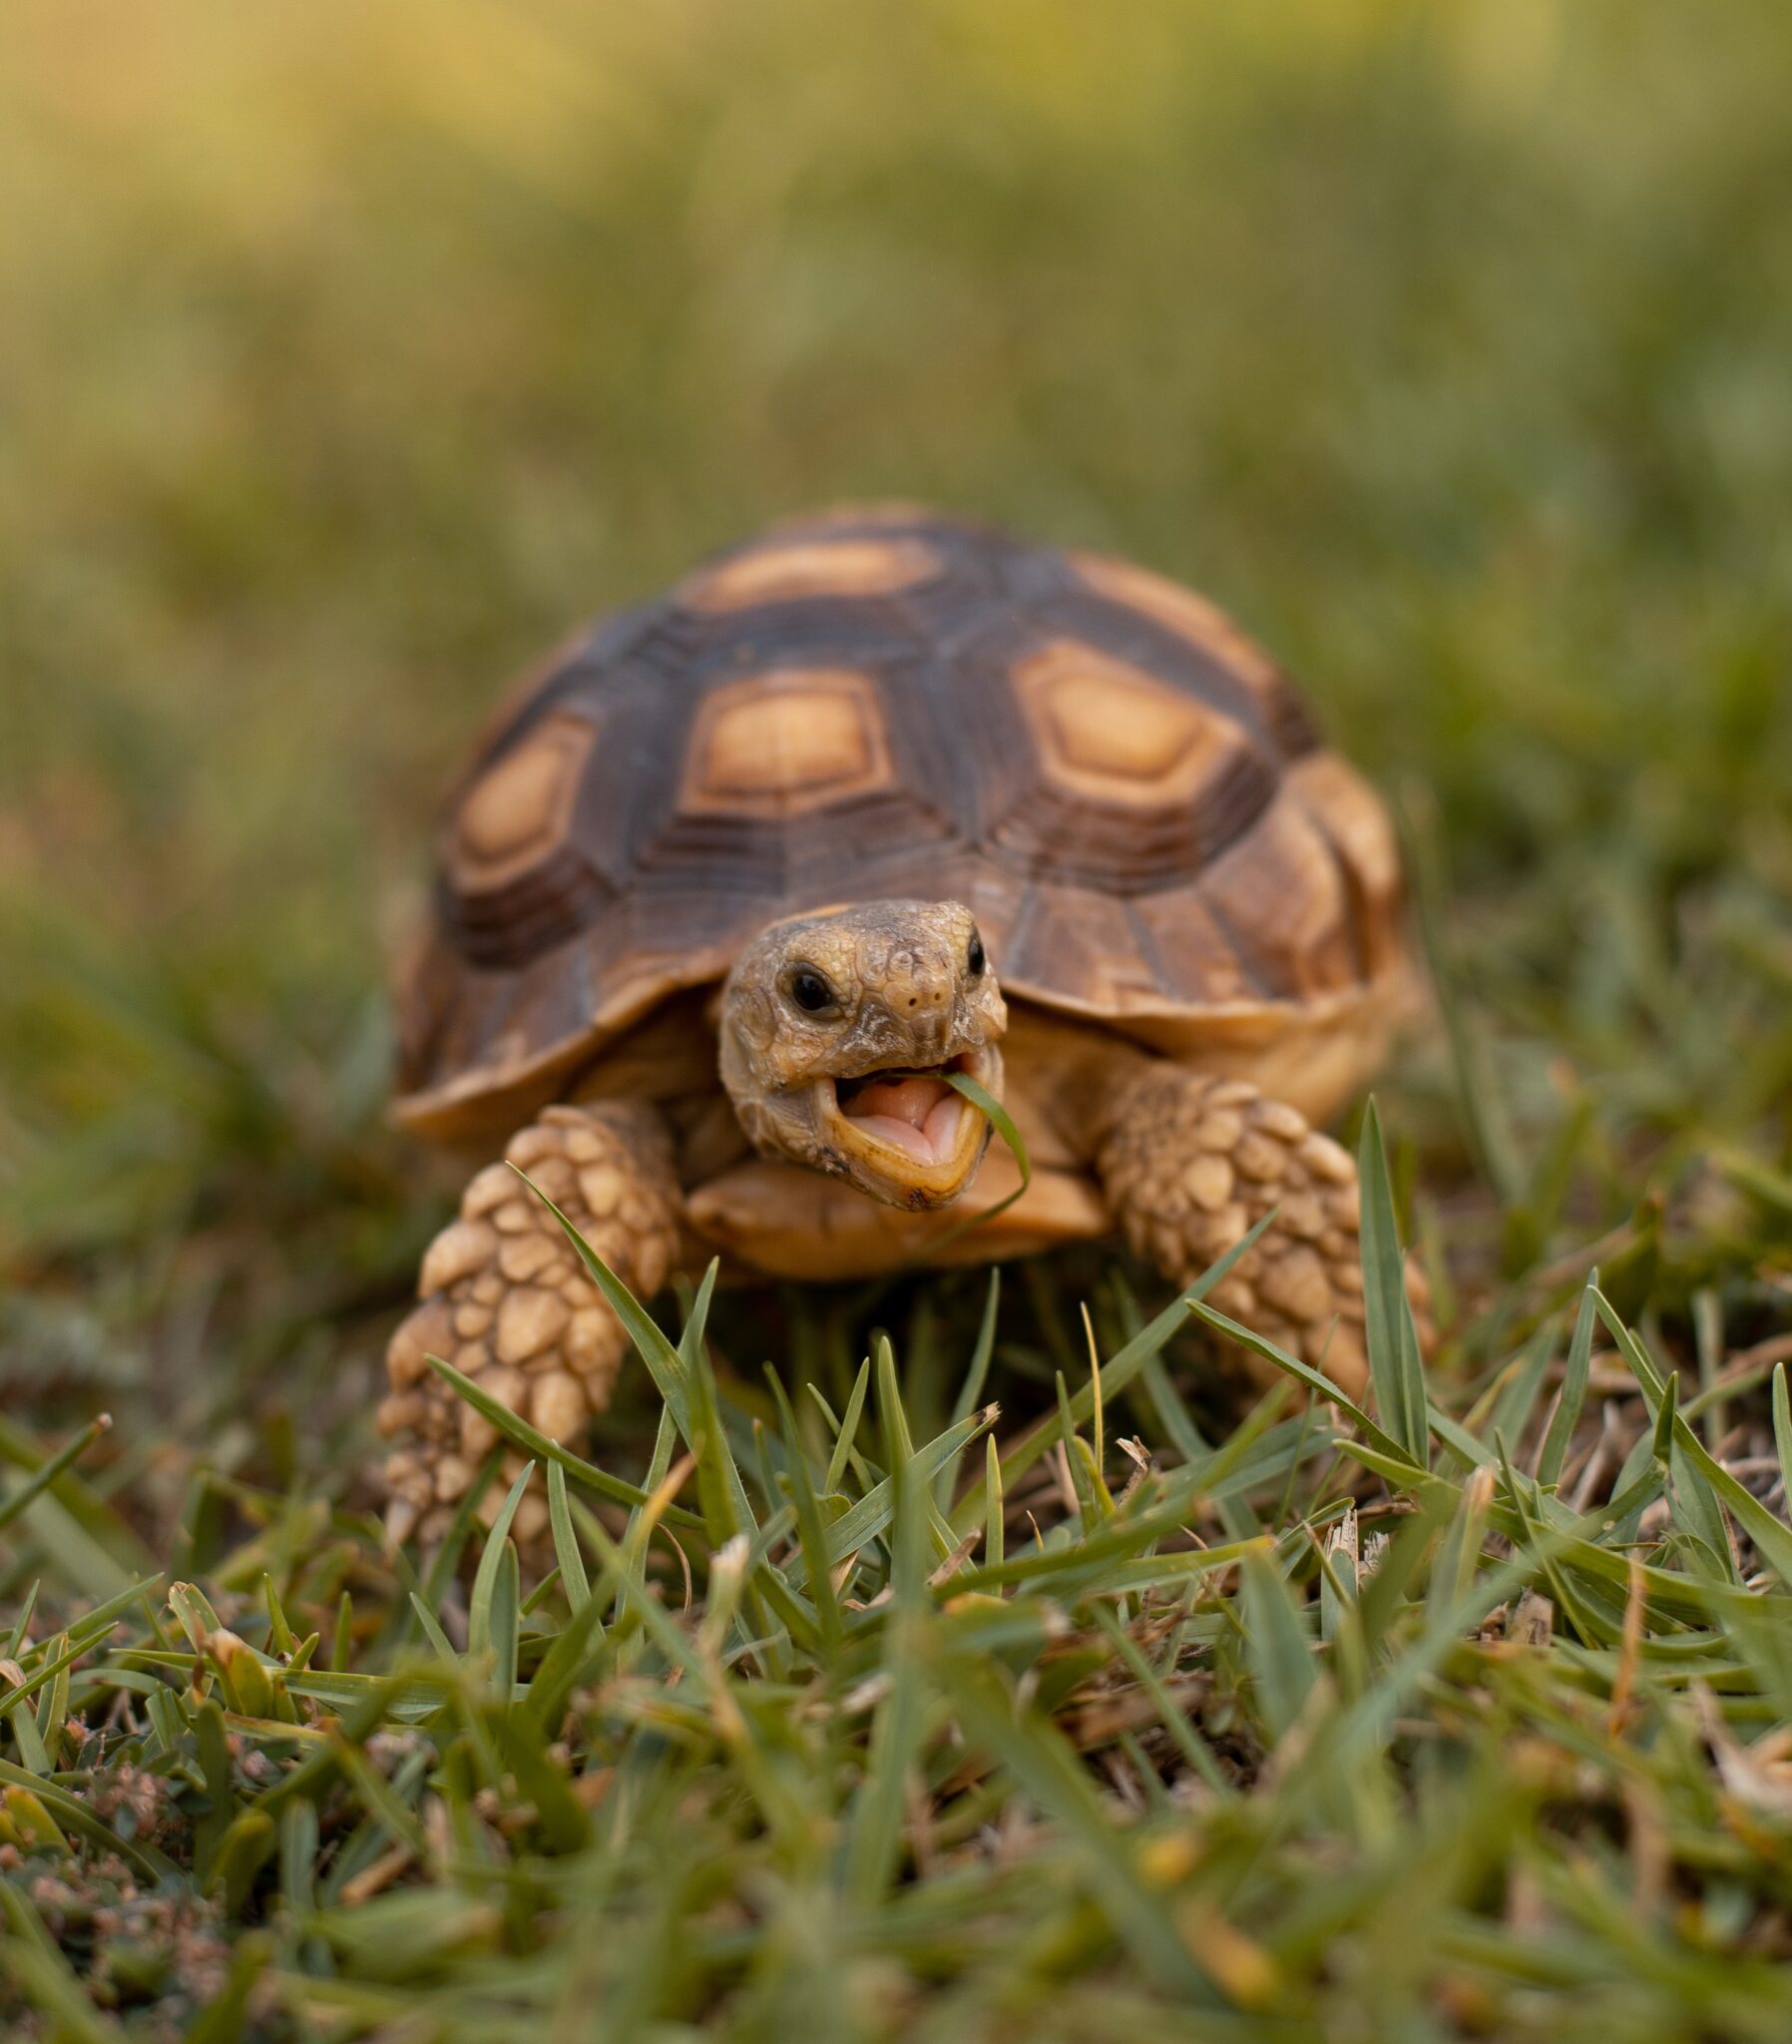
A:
[382, 507, 1423, 1543]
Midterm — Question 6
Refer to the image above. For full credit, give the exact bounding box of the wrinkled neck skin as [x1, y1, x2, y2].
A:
[717, 899, 1008, 1211]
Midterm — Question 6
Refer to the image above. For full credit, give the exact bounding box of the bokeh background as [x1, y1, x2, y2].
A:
[5, 1, 1791, 1502]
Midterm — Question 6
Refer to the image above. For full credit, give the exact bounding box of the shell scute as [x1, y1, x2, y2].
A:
[680, 669, 895, 815]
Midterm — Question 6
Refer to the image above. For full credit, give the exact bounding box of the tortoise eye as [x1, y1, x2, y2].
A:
[787, 965, 838, 1016]
[967, 931, 986, 979]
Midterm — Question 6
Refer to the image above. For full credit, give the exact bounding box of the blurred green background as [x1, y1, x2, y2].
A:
[5, 1, 1791, 1492]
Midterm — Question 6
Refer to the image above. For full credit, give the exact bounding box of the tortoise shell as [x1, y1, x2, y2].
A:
[394, 507, 1406, 1136]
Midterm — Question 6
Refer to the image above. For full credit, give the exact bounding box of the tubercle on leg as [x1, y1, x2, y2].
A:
[380, 1101, 681, 1548]
[1092, 1062, 1376, 1395]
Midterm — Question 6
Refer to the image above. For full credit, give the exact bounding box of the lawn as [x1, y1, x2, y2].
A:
[4, 3, 1792, 2037]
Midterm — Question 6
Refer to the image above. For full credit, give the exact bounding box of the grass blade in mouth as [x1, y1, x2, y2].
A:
[911, 1068, 1032, 1257]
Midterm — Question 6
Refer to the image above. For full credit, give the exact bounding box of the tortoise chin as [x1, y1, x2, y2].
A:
[815, 1046, 1001, 1210]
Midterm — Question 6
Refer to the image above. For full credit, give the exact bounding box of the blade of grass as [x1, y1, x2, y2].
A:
[931, 1071, 1032, 1254]
[984, 1435, 1005, 1574]
[949, 1270, 1002, 1434]
[931, 1648, 1214, 1999]
[405, 1594, 457, 1663]
[783, 1405, 999, 1593]
[950, 1219, 1277, 1539]
[762, 1373, 844, 1655]
[425, 1356, 701, 1531]
[1358, 1098, 1428, 1469]
[1774, 1364, 1792, 1507]
[467, 1462, 532, 1672]
[1187, 1301, 1423, 1473]
[1489, 1317, 1557, 1456]
[1240, 1545, 1319, 1741]
[0, 1415, 112, 1537]
[1593, 1290, 1788, 1585]
[514, 1165, 691, 1432]
[1537, 1278, 1598, 1488]
[547, 1463, 591, 1616]
[843, 1427, 930, 1901]
[822, 1359, 873, 1495]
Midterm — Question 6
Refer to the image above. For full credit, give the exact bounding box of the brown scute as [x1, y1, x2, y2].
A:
[393, 505, 1410, 1135]
[438, 708, 613, 971]
[1198, 792, 1358, 999]
[1124, 887, 1260, 1007]
[1285, 752, 1406, 977]
[438, 861, 614, 973]
[767, 500, 950, 533]
[993, 880, 1171, 1015]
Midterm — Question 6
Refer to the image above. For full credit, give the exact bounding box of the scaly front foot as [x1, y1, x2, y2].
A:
[379, 1102, 680, 1546]
[1097, 1068, 1427, 1397]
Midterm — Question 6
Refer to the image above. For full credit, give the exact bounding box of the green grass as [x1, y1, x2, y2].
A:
[7, 1149, 1792, 2041]
[5, 1, 1792, 2036]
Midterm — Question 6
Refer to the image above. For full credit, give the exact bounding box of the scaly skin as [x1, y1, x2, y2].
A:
[1092, 1060, 1431, 1395]
[380, 1101, 680, 1546]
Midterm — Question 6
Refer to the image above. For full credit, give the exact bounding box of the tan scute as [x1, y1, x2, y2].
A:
[682, 669, 894, 815]
[1071, 550, 1280, 691]
[681, 538, 942, 613]
[450, 712, 597, 892]
[1012, 639, 1259, 808]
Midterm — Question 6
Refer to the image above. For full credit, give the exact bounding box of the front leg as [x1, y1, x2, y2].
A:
[380, 1101, 681, 1545]
[1096, 1064, 1404, 1396]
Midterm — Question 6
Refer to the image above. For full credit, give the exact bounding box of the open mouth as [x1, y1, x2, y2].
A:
[822, 1049, 995, 1192]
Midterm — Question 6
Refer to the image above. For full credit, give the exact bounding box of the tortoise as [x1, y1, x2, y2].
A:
[381, 506, 1421, 1543]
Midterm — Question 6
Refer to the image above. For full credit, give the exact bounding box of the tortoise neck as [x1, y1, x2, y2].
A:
[1003, 1008, 1158, 1159]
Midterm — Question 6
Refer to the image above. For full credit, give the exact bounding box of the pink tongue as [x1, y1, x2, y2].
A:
[846, 1074, 951, 1129]
[842, 1074, 965, 1166]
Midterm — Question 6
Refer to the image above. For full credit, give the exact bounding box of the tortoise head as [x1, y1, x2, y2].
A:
[717, 900, 1008, 1211]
